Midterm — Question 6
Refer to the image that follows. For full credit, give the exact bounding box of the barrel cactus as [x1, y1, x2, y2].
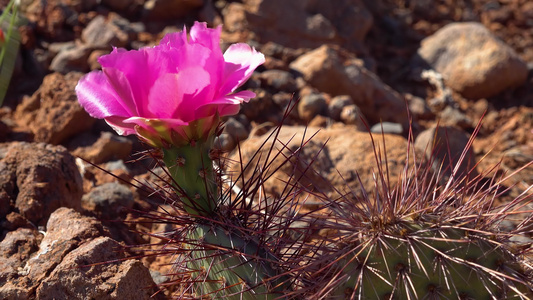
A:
[306, 133, 533, 299]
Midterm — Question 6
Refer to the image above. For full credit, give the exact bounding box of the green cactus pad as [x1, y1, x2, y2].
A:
[186, 223, 290, 299]
[163, 138, 217, 216]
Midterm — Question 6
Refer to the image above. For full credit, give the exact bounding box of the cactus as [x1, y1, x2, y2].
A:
[302, 128, 533, 299]
[162, 137, 218, 217]
[184, 222, 290, 299]
[327, 221, 532, 299]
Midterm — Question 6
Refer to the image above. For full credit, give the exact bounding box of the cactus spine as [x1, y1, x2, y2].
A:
[329, 221, 532, 299]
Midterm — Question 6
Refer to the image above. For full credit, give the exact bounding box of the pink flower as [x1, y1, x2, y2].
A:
[76, 22, 264, 147]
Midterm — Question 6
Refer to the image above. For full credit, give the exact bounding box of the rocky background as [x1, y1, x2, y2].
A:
[0, 0, 532, 299]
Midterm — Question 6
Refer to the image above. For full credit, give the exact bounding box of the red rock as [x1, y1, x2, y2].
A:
[14, 72, 96, 145]
[0, 142, 83, 225]
[36, 236, 159, 300]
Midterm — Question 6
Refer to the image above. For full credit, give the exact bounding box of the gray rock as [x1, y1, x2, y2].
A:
[224, 117, 249, 143]
[328, 95, 353, 121]
[82, 183, 135, 219]
[340, 104, 367, 130]
[370, 122, 403, 135]
[440, 106, 472, 129]
[259, 70, 297, 92]
[415, 22, 528, 99]
[49, 44, 92, 74]
[298, 93, 327, 122]
[81, 15, 129, 49]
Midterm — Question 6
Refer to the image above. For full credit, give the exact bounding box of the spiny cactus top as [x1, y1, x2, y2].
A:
[75, 21, 264, 147]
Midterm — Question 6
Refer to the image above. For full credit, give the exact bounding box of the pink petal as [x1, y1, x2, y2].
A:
[195, 90, 256, 118]
[159, 28, 188, 49]
[189, 22, 223, 55]
[219, 43, 265, 96]
[99, 47, 178, 118]
[76, 71, 132, 119]
[104, 116, 138, 136]
[148, 66, 212, 121]
[123, 116, 188, 130]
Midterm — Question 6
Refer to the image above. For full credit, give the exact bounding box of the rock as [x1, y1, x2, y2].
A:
[370, 122, 403, 135]
[88, 50, 109, 70]
[102, 0, 135, 11]
[340, 104, 367, 129]
[328, 95, 353, 121]
[36, 236, 158, 300]
[23, 0, 78, 42]
[82, 183, 135, 219]
[223, 117, 249, 143]
[1, 212, 30, 232]
[415, 22, 528, 99]
[214, 133, 236, 151]
[14, 72, 96, 145]
[298, 93, 327, 122]
[72, 131, 133, 164]
[0, 143, 83, 225]
[243, 0, 373, 50]
[405, 93, 434, 120]
[291, 45, 408, 126]
[222, 2, 247, 42]
[0, 228, 41, 300]
[259, 69, 297, 92]
[81, 15, 129, 49]
[440, 106, 472, 129]
[415, 126, 478, 183]
[143, 0, 204, 20]
[240, 88, 275, 122]
[0, 208, 104, 299]
[230, 125, 414, 202]
[49, 43, 92, 73]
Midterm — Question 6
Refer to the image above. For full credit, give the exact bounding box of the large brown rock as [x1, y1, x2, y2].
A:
[14, 72, 96, 145]
[415, 125, 478, 183]
[0, 208, 103, 299]
[290, 45, 408, 127]
[0, 208, 159, 300]
[36, 237, 157, 300]
[416, 22, 528, 99]
[229, 125, 412, 203]
[0, 142, 83, 225]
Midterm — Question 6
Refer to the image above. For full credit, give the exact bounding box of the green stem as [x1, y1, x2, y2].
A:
[162, 136, 217, 216]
